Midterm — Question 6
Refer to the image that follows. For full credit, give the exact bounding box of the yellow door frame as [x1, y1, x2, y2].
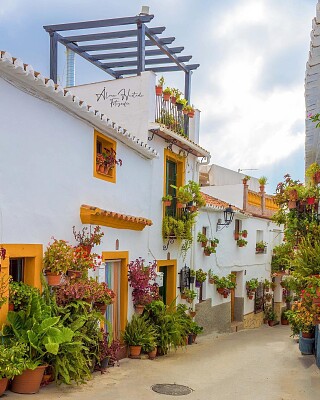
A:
[157, 259, 177, 306]
[102, 251, 128, 335]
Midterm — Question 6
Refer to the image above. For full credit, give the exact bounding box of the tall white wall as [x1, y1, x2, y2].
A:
[70, 72, 156, 145]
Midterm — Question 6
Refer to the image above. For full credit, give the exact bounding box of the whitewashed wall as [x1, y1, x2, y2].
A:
[192, 208, 279, 316]
[70, 72, 156, 145]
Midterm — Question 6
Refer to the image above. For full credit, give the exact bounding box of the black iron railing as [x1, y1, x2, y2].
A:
[155, 96, 189, 137]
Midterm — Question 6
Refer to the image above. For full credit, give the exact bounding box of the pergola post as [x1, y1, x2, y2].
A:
[137, 22, 146, 75]
[49, 32, 58, 83]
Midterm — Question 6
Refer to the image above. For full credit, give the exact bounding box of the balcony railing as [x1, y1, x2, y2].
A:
[155, 96, 189, 138]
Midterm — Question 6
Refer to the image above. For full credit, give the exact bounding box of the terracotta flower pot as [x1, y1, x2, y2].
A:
[314, 171, 320, 184]
[129, 345, 142, 358]
[170, 96, 176, 104]
[302, 331, 314, 339]
[177, 202, 186, 209]
[45, 272, 61, 286]
[148, 348, 157, 360]
[80, 244, 92, 257]
[9, 303, 14, 311]
[209, 278, 215, 284]
[155, 86, 163, 96]
[11, 365, 46, 394]
[288, 200, 297, 210]
[163, 93, 170, 101]
[268, 320, 275, 327]
[189, 311, 196, 318]
[187, 111, 195, 118]
[0, 378, 8, 396]
[281, 319, 289, 325]
[94, 302, 108, 315]
[67, 270, 82, 279]
[163, 200, 171, 207]
[134, 304, 145, 315]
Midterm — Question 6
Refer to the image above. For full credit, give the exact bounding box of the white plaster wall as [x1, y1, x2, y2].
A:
[201, 185, 244, 209]
[200, 164, 260, 191]
[70, 71, 156, 145]
[193, 208, 278, 316]
[0, 75, 199, 318]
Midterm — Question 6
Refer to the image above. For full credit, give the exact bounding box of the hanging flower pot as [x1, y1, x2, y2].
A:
[155, 85, 163, 96]
[247, 291, 255, 300]
[288, 200, 297, 210]
[189, 310, 196, 318]
[45, 271, 62, 286]
[134, 304, 145, 315]
[67, 270, 82, 279]
[302, 331, 315, 339]
[189, 276, 195, 284]
[163, 93, 170, 101]
[195, 280, 202, 288]
[288, 189, 298, 201]
[170, 96, 176, 104]
[94, 302, 108, 315]
[176, 103, 183, 112]
[163, 200, 172, 207]
[314, 171, 320, 184]
[209, 278, 215, 284]
[177, 202, 186, 209]
[187, 110, 195, 118]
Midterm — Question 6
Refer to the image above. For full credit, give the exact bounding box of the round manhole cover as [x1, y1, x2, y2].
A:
[151, 384, 192, 396]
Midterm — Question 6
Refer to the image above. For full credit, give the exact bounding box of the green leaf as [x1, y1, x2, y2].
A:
[45, 342, 59, 355]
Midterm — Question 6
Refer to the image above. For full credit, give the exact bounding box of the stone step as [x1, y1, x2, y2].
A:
[230, 321, 244, 333]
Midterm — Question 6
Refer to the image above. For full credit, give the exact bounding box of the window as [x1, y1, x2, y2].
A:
[9, 258, 24, 282]
[254, 282, 264, 313]
[234, 219, 242, 240]
[94, 130, 118, 183]
[163, 149, 185, 217]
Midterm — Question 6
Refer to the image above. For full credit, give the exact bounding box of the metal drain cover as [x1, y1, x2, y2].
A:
[151, 384, 192, 396]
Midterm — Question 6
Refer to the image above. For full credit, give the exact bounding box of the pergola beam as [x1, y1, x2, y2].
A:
[64, 27, 165, 43]
[77, 37, 175, 52]
[111, 64, 200, 75]
[102, 55, 192, 69]
[92, 47, 184, 60]
[43, 15, 154, 32]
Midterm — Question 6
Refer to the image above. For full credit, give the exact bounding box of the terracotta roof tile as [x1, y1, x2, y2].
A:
[200, 192, 245, 214]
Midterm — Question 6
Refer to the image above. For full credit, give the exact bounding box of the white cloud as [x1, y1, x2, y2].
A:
[195, 0, 313, 172]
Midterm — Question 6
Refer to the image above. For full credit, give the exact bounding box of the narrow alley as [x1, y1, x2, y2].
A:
[6, 325, 320, 400]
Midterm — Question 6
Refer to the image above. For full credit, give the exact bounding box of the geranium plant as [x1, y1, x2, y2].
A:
[73, 225, 104, 247]
[102, 147, 122, 170]
[128, 258, 160, 306]
[195, 268, 207, 283]
[43, 238, 74, 274]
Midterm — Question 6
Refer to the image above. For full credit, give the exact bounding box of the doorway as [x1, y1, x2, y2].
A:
[101, 251, 128, 340]
[157, 260, 177, 306]
[231, 272, 237, 322]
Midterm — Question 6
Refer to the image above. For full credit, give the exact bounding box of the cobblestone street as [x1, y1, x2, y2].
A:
[4, 325, 320, 400]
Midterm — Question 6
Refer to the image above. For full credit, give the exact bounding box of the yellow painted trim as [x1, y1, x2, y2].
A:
[102, 251, 128, 336]
[265, 197, 279, 211]
[0, 244, 43, 328]
[248, 191, 261, 207]
[80, 206, 152, 231]
[93, 129, 117, 184]
[157, 259, 177, 306]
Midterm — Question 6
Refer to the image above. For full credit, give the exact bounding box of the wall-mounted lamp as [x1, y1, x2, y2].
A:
[139, 5, 150, 15]
[216, 205, 235, 231]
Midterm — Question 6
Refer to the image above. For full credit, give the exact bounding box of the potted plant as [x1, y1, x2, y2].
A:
[97, 332, 121, 370]
[264, 278, 271, 292]
[240, 229, 248, 238]
[91, 280, 116, 314]
[203, 244, 217, 256]
[182, 288, 197, 303]
[214, 274, 236, 298]
[162, 87, 172, 101]
[237, 238, 248, 248]
[208, 269, 216, 284]
[246, 278, 259, 299]
[176, 97, 187, 111]
[100, 147, 122, 175]
[9, 281, 40, 311]
[0, 342, 28, 396]
[265, 292, 273, 302]
[265, 308, 277, 326]
[306, 162, 320, 184]
[242, 175, 250, 184]
[195, 268, 207, 287]
[281, 310, 290, 325]
[73, 225, 104, 255]
[258, 176, 268, 192]
[271, 281, 277, 291]
[162, 194, 173, 207]
[183, 105, 195, 118]
[197, 232, 208, 247]
[67, 246, 99, 279]
[5, 291, 77, 394]
[256, 241, 267, 253]
[43, 238, 74, 285]
[171, 87, 183, 104]
[155, 76, 165, 96]
[189, 269, 196, 284]
[128, 258, 159, 313]
[123, 314, 156, 358]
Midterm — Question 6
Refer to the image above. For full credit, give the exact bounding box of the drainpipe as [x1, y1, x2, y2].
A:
[66, 48, 75, 87]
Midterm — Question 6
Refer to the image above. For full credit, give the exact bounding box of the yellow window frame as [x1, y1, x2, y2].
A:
[94, 129, 117, 184]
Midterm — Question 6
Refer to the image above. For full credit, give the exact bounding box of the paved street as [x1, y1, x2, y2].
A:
[5, 325, 320, 400]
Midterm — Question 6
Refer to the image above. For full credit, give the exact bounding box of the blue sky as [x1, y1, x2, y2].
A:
[0, 0, 317, 193]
